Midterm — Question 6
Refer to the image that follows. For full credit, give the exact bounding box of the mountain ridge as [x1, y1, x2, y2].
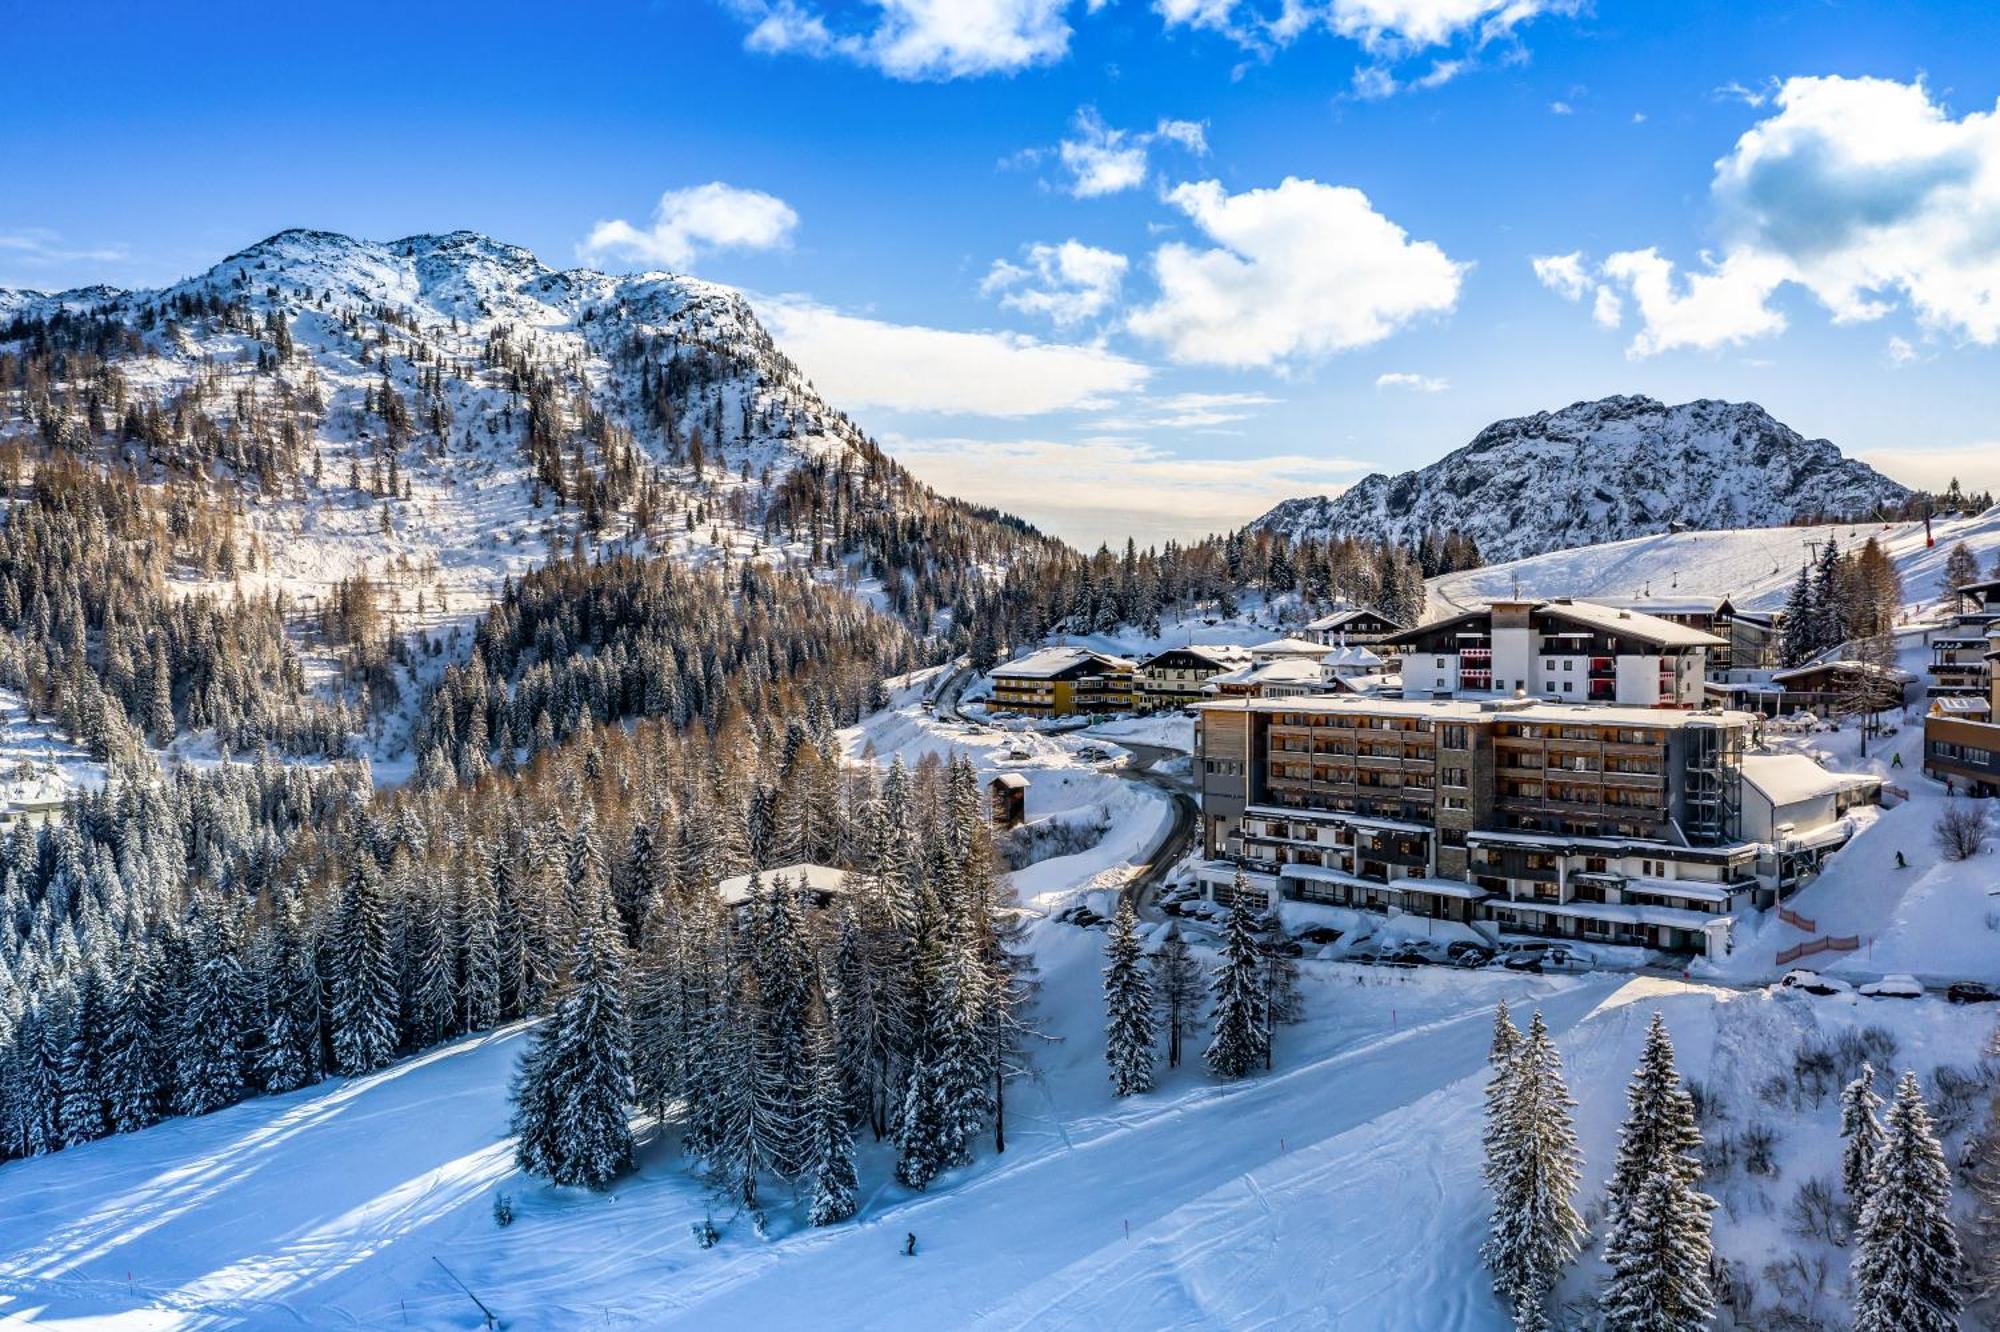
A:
[1252, 394, 1914, 563]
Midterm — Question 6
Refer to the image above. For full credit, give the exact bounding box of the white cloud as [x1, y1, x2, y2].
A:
[727, 0, 1072, 80]
[1596, 248, 1788, 356]
[1127, 176, 1466, 367]
[1549, 100, 1573, 115]
[757, 297, 1150, 416]
[1712, 80, 1770, 108]
[1161, 0, 1574, 66]
[1054, 108, 1209, 198]
[582, 182, 798, 269]
[1093, 390, 1280, 430]
[0, 229, 130, 270]
[1542, 75, 2000, 356]
[1375, 371, 1448, 392]
[1348, 56, 1468, 99]
[1530, 250, 1592, 301]
[982, 240, 1129, 326]
[887, 432, 1370, 546]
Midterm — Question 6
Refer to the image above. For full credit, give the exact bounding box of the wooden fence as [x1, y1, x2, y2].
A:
[1777, 905, 1817, 932]
[1774, 935, 1861, 967]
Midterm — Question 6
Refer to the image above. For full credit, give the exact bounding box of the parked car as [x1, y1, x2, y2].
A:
[1948, 981, 2000, 1005]
[1541, 946, 1597, 973]
[1776, 969, 1852, 997]
[1004, 748, 1031, 761]
[1075, 745, 1110, 762]
[1500, 951, 1545, 973]
[1859, 974, 1925, 999]
[1451, 946, 1495, 969]
[1293, 925, 1343, 946]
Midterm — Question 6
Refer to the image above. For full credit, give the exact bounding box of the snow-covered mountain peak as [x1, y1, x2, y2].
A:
[1254, 394, 1914, 563]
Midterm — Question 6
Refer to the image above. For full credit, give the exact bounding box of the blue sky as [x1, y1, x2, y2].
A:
[7, 0, 2000, 547]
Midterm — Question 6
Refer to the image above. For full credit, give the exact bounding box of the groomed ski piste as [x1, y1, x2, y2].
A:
[7, 667, 2000, 1329]
[1430, 505, 2000, 618]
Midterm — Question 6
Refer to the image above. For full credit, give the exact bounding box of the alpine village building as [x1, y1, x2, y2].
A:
[989, 647, 1135, 716]
[1922, 578, 2000, 794]
[1194, 600, 1877, 959]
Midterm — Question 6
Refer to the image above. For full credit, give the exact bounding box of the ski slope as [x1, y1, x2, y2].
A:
[1429, 506, 2000, 619]
[8, 958, 1995, 1329]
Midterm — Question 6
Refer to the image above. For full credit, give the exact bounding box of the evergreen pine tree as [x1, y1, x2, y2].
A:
[1151, 922, 1203, 1071]
[1840, 1063, 1885, 1224]
[101, 946, 161, 1133]
[1852, 1071, 1962, 1332]
[1598, 1013, 1715, 1332]
[1482, 1011, 1586, 1331]
[330, 853, 400, 1075]
[258, 885, 322, 1094]
[1205, 892, 1268, 1080]
[58, 964, 110, 1145]
[1781, 565, 1816, 667]
[805, 1002, 859, 1227]
[510, 926, 635, 1190]
[175, 898, 248, 1117]
[1102, 898, 1157, 1097]
[1481, 1000, 1521, 1173]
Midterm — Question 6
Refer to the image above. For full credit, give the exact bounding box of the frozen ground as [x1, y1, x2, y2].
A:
[1711, 701, 2000, 988]
[0, 691, 105, 818]
[8, 952, 1993, 1329]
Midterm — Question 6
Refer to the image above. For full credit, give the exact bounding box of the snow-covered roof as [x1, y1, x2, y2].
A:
[1252, 659, 1324, 683]
[1320, 645, 1384, 669]
[1597, 596, 1727, 617]
[1251, 636, 1336, 661]
[1204, 695, 1756, 730]
[993, 646, 1133, 679]
[1930, 696, 1993, 718]
[990, 772, 1031, 790]
[1535, 599, 1727, 648]
[1142, 644, 1251, 670]
[1304, 607, 1399, 632]
[1277, 863, 1488, 900]
[715, 863, 850, 906]
[1740, 754, 1878, 808]
[1770, 661, 1914, 684]
[1492, 897, 1729, 933]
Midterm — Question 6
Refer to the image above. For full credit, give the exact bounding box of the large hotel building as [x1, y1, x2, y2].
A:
[1194, 694, 1764, 956]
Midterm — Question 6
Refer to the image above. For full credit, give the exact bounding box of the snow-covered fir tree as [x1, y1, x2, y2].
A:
[805, 1001, 858, 1227]
[1102, 897, 1156, 1097]
[174, 895, 248, 1117]
[1851, 1070, 1962, 1332]
[1205, 890, 1268, 1081]
[1598, 1012, 1715, 1332]
[329, 853, 400, 1076]
[1840, 1063, 1885, 1224]
[257, 883, 323, 1094]
[1482, 1011, 1586, 1331]
[510, 925, 635, 1190]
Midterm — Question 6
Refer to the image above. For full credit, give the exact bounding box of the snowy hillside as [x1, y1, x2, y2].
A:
[1256, 396, 1913, 563]
[1429, 504, 2000, 619]
[0, 228, 1053, 631]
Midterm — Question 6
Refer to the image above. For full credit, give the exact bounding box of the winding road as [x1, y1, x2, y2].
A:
[935, 664, 1199, 912]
